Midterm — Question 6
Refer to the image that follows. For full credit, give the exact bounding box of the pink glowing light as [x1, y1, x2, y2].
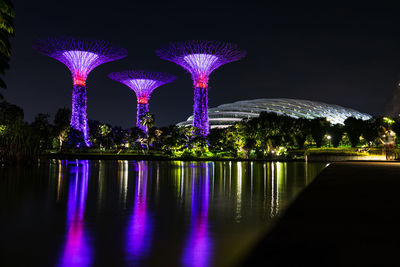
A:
[183, 54, 218, 87]
[62, 50, 99, 86]
[137, 97, 149, 104]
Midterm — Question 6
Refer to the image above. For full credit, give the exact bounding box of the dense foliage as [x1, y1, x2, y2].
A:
[0, 0, 15, 95]
[1, 99, 399, 163]
[43, 111, 400, 159]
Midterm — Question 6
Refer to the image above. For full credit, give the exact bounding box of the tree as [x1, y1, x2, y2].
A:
[110, 126, 126, 149]
[310, 118, 329, 147]
[53, 107, 71, 151]
[392, 118, 400, 145]
[141, 113, 155, 133]
[98, 124, 111, 149]
[0, 101, 23, 123]
[208, 128, 226, 151]
[344, 117, 364, 147]
[0, 0, 15, 96]
[328, 124, 344, 147]
[31, 113, 52, 149]
[126, 126, 144, 150]
[140, 113, 155, 152]
[361, 118, 380, 147]
[0, 102, 40, 164]
[291, 118, 310, 149]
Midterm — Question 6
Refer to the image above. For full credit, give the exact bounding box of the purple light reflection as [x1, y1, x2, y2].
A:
[59, 160, 92, 267]
[126, 161, 153, 263]
[182, 163, 213, 267]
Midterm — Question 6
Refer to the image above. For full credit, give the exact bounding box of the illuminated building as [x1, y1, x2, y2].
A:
[177, 98, 372, 128]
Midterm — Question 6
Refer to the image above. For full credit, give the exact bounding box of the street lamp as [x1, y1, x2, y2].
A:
[327, 135, 332, 147]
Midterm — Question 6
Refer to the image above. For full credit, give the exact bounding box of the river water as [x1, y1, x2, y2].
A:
[0, 160, 326, 267]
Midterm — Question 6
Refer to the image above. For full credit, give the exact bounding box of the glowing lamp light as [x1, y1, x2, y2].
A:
[383, 117, 395, 125]
[138, 97, 149, 104]
[73, 72, 87, 86]
[195, 74, 209, 89]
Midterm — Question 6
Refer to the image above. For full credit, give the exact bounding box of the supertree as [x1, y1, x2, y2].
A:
[108, 70, 176, 132]
[33, 37, 128, 147]
[156, 40, 246, 136]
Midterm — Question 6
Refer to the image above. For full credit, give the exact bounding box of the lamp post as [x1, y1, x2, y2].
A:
[327, 135, 332, 147]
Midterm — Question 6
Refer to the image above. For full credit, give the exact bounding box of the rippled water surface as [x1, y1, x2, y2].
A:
[0, 160, 326, 267]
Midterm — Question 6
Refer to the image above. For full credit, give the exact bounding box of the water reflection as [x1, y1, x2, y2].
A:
[59, 160, 92, 267]
[0, 160, 326, 267]
[126, 161, 153, 263]
[182, 163, 213, 267]
[236, 162, 242, 223]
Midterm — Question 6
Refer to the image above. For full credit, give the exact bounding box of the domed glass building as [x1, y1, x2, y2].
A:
[177, 98, 372, 129]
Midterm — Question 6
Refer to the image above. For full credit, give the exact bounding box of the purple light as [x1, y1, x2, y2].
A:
[59, 160, 92, 267]
[182, 163, 213, 267]
[61, 51, 99, 86]
[108, 70, 176, 132]
[194, 87, 209, 135]
[156, 40, 246, 136]
[126, 161, 153, 264]
[183, 54, 218, 85]
[33, 37, 128, 146]
[71, 85, 89, 147]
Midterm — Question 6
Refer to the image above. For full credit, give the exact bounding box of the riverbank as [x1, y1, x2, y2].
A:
[41, 152, 290, 162]
[42, 147, 392, 162]
[240, 162, 400, 266]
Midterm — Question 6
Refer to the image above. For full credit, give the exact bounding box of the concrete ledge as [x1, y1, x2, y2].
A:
[241, 162, 400, 266]
[306, 154, 386, 161]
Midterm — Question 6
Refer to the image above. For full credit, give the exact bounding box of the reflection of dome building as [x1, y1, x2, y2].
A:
[177, 98, 372, 129]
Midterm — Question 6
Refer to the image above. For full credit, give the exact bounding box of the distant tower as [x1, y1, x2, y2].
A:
[108, 70, 176, 132]
[156, 40, 246, 136]
[33, 37, 128, 147]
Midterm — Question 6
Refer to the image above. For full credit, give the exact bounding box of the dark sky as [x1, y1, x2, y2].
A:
[4, 2, 400, 128]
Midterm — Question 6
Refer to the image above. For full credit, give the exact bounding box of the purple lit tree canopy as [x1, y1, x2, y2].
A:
[108, 70, 176, 132]
[156, 40, 246, 136]
[33, 37, 128, 147]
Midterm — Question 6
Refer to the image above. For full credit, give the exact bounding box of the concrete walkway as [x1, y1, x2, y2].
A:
[241, 162, 400, 266]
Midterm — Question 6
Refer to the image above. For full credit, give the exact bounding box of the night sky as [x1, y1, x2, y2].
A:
[4, 3, 400, 128]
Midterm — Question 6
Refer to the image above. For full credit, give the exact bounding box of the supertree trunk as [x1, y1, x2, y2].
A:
[71, 85, 90, 147]
[137, 102, 149, 132]
[193, 86, 209, 136]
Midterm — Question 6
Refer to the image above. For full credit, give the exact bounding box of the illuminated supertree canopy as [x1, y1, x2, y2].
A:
[108, 70, 176, 132]
[33, 37, 128, 147]
[156, 40, 246, 136]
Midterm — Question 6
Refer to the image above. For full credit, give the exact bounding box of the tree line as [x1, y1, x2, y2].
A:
[2, 100, 398, 163]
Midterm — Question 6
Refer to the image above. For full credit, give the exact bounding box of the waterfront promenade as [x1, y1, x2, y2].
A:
[241, 162, 400, 266]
